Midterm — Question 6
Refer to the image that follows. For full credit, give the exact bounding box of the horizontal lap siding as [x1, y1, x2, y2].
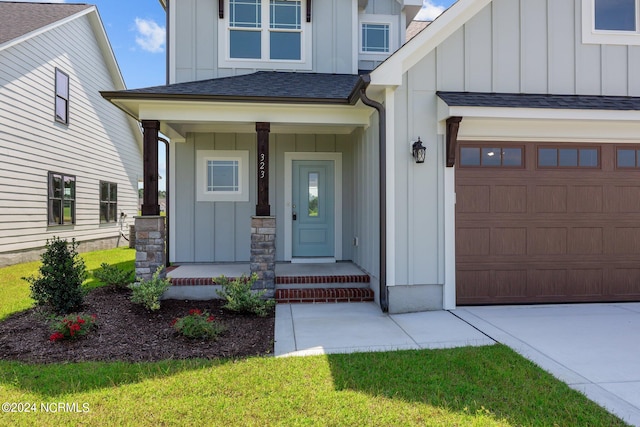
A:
[456, 143, 640, 304]
[0, 16, 142, 254]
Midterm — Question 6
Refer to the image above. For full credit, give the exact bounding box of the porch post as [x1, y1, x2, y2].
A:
[256, 122, 270, 216]
[251, 122, 275, 296]
[141, 120, 160, 216]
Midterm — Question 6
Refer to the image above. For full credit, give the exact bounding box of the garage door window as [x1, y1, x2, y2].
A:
[616, 148, 640, 168]
[538, 147, 599, 168]
[459, 146, 523, 167]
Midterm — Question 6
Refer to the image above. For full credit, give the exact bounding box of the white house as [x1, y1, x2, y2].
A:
[0, 2, 143, 266]
[104, 0, 640, 313]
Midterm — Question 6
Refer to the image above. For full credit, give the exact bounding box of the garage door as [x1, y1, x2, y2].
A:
[456, 142, 640, 305]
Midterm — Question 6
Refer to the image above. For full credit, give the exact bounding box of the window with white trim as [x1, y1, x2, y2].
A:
[197, 150, 249, 202]
[582, 0, 640, 45]
[361, 23, 389, 53]
[220, 0, 311, 69]
[48, 172, 76, 225]
[358, 15, 397, 58]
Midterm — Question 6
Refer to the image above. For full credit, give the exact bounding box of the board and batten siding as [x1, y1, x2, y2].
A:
[172, 132, 360, 263]
[0, 15, 142, 261]
[171, 0, 357, 83]
[390, 0, 640, 292]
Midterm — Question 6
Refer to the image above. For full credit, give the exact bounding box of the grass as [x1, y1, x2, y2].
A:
[0, 249, 629, 426]
[0, 247, 134, 321]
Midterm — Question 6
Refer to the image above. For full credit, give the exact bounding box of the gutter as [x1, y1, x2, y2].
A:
[358, 74, 388, 312]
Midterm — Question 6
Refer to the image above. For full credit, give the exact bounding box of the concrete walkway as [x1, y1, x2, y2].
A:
[274, 302, 640, 426]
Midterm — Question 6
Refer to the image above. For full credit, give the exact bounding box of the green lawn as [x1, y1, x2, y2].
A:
[0, 249, 629, 426]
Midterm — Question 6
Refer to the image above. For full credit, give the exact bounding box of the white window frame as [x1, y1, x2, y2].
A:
[359, 14, 397, 61]
[197, 150, 249, 202]
[218, 0, 312, 70]
[582, 0, 640, 45]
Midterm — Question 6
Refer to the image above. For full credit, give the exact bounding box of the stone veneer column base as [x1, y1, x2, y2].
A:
[134, 216, 166, 280]
[250, 216, 276, 298]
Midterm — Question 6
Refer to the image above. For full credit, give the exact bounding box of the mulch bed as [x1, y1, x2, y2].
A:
[0, 286, 274, 364]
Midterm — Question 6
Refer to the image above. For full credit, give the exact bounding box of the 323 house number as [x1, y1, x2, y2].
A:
[259, 153, 266, 179]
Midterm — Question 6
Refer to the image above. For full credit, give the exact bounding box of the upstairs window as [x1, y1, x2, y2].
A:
[361, 23, 389, 53]
[583, 0, 640, 45]
[222, 0, 310, 68]
[55, 68, 69, 124]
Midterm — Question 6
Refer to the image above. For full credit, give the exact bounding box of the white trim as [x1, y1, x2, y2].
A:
[582, 0, 640, 46]
[352, 0, 359, 74]
[443, 165, 456, 310]
[291, 257, 336, 264]
[284, 152, 343, 261]
[196, 150, 249, 202]
[385, 88, 396, 287]
[168, 0, 176, 84]
[217, 0, 312, 70]
[169, 141, 176, 263]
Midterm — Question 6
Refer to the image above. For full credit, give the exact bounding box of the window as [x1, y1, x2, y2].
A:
[582, 0, 640, 45]
[616, 147, 640, 168]
[100, 181, 118, 223]
[221, 0, 310, 68]
[197, 150, 249, 202]
[459, 146, 523, 167]
[48, 172, 75, 225]
[362, 23, 389, 53]
[537, 147, 599, 168]
[55, 68, 69, 124]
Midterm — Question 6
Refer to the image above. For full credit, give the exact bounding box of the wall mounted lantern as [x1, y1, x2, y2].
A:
[412, 137, 426, 164]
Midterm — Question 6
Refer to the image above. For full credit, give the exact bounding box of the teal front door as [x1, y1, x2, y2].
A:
[292, 160, 335, 257]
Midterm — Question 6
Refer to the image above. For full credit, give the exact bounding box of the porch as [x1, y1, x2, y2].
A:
[165, 262, 374, 303]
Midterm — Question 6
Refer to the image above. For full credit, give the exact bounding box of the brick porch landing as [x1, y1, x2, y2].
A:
[166, 262, 374, 303]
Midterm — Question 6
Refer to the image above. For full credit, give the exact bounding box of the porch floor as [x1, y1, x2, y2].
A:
[166, 262, 367, 279]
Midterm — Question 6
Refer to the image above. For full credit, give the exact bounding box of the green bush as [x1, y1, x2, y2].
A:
[23, 237, 87, 314]
[93, 263, 134, 289]
[128, 266, 170, 311]
[215, 273, 275, 317]
[172, 309, 225, 339]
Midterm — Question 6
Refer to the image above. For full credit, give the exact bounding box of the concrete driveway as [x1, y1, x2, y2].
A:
[456, 303, 640, 427]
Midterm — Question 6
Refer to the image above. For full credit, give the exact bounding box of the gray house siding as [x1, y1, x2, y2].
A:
[0, 14, 142, 265]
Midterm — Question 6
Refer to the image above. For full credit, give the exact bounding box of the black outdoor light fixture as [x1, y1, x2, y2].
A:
[412, 137, 426, 163]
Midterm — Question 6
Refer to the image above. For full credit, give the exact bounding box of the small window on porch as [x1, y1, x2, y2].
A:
[197, 150, 249, 202]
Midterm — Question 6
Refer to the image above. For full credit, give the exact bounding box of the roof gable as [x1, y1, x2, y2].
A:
[0, 2, 92, 46]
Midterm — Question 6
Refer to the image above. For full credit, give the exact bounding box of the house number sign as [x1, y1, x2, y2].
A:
[256, 122, 270, 216]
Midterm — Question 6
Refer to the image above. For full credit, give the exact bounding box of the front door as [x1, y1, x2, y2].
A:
[292, 160, 335, 258]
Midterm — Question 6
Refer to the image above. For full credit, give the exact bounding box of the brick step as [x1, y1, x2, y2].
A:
[276, 282, 370, 290]
[276, 287, 374, 303]
[276, 274, 370, 285]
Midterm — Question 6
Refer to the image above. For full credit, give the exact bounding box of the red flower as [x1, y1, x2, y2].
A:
[170, 318, 178, 326]
[49, 332, 65, 342]
[77, 317, 85, 324]
[207, 316, 215, 322]
[189, 309, 202, 316]
[91, 314, 97, 320]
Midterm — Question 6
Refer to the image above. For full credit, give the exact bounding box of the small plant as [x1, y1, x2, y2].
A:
[94, 263, 134, 289]
[24, 237, 87, 314]
[49, 313, 97, 342]
[171, 308, 225, 339]
[128, 266, 171, 311]
[215, 273, 275, 317]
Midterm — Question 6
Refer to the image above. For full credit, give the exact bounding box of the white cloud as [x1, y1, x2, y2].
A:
[415, 1, 446, 21]
[134, 18, 165, 53]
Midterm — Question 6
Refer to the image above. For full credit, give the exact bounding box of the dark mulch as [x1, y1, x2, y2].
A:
[0, 286, 274, 364]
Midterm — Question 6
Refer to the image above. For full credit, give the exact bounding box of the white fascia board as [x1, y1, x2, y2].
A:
[0, 6, 95, 52]
[371, 0, 492, 86]
[440, 104, 640, 122]
[138, 101, 372, 126]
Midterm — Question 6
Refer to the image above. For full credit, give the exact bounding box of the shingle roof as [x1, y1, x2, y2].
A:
[405, 21, 430, 43]
[106, 71, 364, 104]
[437, 91, 640, 111]
[0, 2, 91, 45]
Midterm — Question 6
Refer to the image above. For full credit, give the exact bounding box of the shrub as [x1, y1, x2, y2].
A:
[128, 266, 170, 311]
[24, 237, 87, 314]
[49, 313, 97, 342]
[93, 263, 134, 289]
[215, 273, 275, 317]
[172, 308, 225, 339]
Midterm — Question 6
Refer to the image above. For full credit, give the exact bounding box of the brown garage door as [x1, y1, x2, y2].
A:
[456, 142, 640, 305]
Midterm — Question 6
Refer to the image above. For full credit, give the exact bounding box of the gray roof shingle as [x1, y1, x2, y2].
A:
[0, 2, 91, 45]
[111, 71, 363, 104]
[437, 91, 640, 111]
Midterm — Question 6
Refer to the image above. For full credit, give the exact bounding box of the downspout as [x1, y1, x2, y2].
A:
[158, 136, 170, 267]
[358, 74, 388, 312]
